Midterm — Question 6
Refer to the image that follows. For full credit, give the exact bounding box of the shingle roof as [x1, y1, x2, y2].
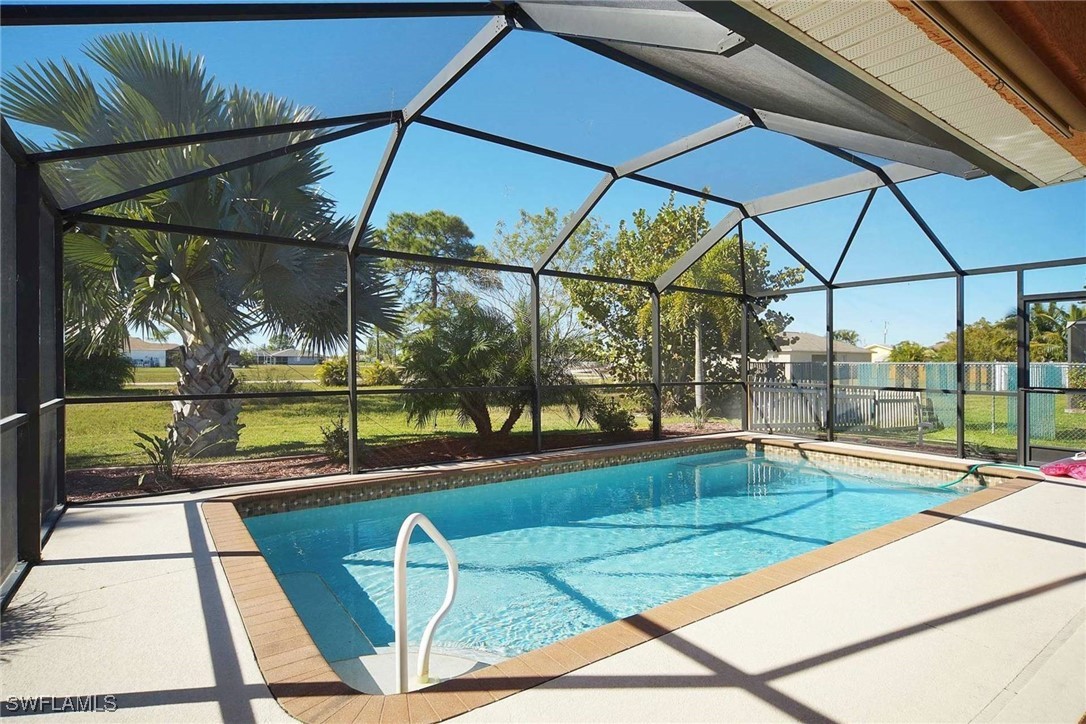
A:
[126, 336, 180, 352]
[777, 332, 870, 355]
[269, 348, 316, 358]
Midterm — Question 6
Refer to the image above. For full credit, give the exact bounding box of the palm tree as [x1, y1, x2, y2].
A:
[2, 34, 400, 455]
[1030, 301, 1086, 362]
[399, 294, 593, 440]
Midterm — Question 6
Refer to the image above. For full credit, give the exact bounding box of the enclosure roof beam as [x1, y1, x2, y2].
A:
[513, 1, 749, 56]
[654, 208, 745, 293]
[0, 2, 502, 26]
[417, 115, 746, 208]
[829, 188, 876, 284]
[348, 14, 510, 254]
[415, 116, 612, 173]
[533, 173, 614, 274]
[625, 173, 742, 207]
[69, 213, 348, 252]
[70, 212, 539, 274]
[347, 122, 405, 255]
[533, 114, 750, 273]
[652, 159, 933, 293]
[539, 267, 655, 289]
[59, 121, 385, 217]
[742, 162, 933, 217]
[749, 216, 830, 287]
[744, 254, 1086, 297]
[755, 111, 984, 179]
[614, 115, 753, 178]
[808, 140, 964, 275]
[667, 284, 744, 300]
[27, 110, 401, 163]
[402, 15, 510, 123]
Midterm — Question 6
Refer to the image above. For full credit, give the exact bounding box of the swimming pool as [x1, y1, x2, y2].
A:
[244, 448, 967, 665]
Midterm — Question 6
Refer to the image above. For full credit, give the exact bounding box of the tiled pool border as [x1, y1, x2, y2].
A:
[201, 433, 1047, 723]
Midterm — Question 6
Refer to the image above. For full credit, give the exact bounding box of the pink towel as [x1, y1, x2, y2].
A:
[1040, 454, 1086, 480]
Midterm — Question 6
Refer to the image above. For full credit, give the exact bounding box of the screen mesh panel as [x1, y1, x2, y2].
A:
[1, 16, 488, 149]
[426, 30, 729, 164]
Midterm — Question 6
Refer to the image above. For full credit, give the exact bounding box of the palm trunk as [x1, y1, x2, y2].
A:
[172, 339, 244, 457]
[498, 402, 526, 436]
[459, 391, 493, 438]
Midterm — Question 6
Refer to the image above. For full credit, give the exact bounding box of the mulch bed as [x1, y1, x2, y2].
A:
[65, 423, 740, 502]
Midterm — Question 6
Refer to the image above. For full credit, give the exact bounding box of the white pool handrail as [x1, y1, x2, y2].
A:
[393, 512, 459, 694]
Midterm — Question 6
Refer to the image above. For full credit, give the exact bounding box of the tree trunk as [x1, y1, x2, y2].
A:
[498, 402, 526, 436]
[694, 316, 705, 409]
[172, 339, 244, 457]
[430, 268, 439, 309]
[459, 391, 493, 438]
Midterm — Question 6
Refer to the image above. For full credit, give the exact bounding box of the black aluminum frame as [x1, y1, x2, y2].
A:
[2, 2, 1084, 607]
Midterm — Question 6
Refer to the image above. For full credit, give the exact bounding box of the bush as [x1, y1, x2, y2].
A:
[591, 398, 635, 434]
[236, 368, 299, 401]
[65, 347, 135, 393]
[134, 428, 187, 490]
[315, 356, 349, 387]
[360, 360, 401, 387]
[237, 350, 257, 368]
[319, 416, 365, 464]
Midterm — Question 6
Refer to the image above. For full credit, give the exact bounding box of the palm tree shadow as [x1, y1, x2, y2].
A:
[1, 591, 75, 664]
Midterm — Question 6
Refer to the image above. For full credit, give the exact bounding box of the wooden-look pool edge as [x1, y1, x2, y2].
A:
[201, 434, 1046, 723]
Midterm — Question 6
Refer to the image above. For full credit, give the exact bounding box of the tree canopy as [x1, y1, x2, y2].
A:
[562, 195, 804, 407]
[2, 33, 400, 453]
[375, 210, 494, 311]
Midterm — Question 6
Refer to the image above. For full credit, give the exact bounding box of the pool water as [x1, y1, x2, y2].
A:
[245, 449, 966, 662]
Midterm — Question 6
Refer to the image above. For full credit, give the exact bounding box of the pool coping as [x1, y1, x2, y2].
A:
[200, 433, 1049, 723]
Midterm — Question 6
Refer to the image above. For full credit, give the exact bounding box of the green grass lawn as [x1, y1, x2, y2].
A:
[130, 363, 322, 384]
[67, 393, 632, 469]
[68, 385, 1081, 471]
[66, 365, 340, 397]
[858, 394, 1085, 455]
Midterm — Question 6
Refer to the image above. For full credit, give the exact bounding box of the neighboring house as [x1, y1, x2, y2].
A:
[251, 348, 276, 365]
[759, 332, 873, 382]
[125, 337, 240, 367]
[866, 343, 893, 363]
[254, 348, 323, 366]
[123, 337, 180, 367]
[767, 332, 874, 365]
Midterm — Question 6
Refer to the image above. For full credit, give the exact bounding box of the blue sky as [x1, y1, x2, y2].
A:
[2, 16, 1084, 347]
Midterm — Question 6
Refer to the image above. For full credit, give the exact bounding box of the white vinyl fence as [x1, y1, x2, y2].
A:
[750, 382, 939, 436]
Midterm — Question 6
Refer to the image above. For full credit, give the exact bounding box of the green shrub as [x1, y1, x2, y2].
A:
[315, 356, 349, 387]
[360, 360, 401, 387]
[65, 347, 135, 393]
[134, 428, 187, 489]
[237, 350, 257, 368]
[319, 416, 365, 464]
[236, 371, 297, 405]
[592, 398, 635, 434]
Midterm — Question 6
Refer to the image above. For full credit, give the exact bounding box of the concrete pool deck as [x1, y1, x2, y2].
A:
[1, 435, 1084, 722]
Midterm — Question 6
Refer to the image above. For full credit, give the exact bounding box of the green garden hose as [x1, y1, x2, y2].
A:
[935, 462, 1039, 489]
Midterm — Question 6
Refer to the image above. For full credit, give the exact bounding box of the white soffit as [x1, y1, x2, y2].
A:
[755, 0, 1086, 187]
